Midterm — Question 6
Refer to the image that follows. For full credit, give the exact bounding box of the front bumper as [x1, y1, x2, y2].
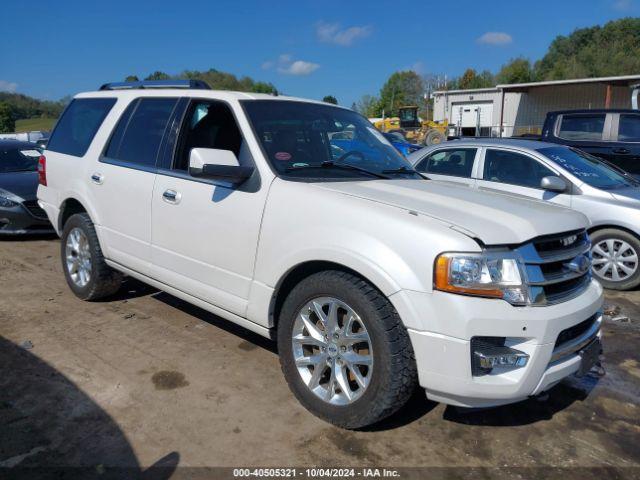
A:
[392, 280, 604, 408]
[0, 200, 54, 235]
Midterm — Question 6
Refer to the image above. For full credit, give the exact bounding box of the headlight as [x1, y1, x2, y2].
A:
[0, 194, 18, 208]
[435, 252, 527, 305]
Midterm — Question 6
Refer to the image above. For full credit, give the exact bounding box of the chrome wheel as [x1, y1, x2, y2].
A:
[65, 227, 92, 288]
[591, 238, 639, 282]
[292, 297, 373, 406]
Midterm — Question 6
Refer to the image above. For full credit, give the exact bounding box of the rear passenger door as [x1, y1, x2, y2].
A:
[477, 148, 571, 207]
[92, 97, 178, 275]
[613, 113, 640, 178]
[413, 147, 479, 187]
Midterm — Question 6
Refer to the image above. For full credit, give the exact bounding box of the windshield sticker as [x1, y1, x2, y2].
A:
[274, 152, 292, 161]
[20, 150, 42, 157]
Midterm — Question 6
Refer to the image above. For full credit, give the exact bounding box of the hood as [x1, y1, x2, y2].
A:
[315, 180, 587, 245]
[610, 185, 640, 204]
[0, 171, 39, 201]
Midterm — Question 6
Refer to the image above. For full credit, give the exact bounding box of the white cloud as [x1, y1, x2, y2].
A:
[477, 32, 513, 46]
[263, 54, 320, 76]
[0, 80, 18, 92]
[278, 60, 320, 76]
[316, 21, 372, 46]
[613, 0, 633, 10]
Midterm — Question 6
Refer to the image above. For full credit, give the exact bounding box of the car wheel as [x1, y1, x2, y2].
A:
[424, 129, 445, 146]
[277, 270, 417, 429]
[61, 213, 123, 300]
[590, 228, 640, 290]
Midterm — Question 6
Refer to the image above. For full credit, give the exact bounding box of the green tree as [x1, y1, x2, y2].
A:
[0, 102, 15, 133]
[378, 71, 424, 117]
[125, 75, 139, 82]
[322, 95, 338, 105]
[496, 58, 533, 84]
[356, 95, 379, 117]
[535, 18, 640, 80]
[144, 71, 171, 81]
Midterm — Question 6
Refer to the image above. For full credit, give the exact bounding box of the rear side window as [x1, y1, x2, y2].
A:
[558, 114, 606, 141]
[47, 98, 116, 157]
[104, 98, 177, 168]
[618, 114, 640, 142]
[483, 149, 555, 189]
[416, 148, 476, 178]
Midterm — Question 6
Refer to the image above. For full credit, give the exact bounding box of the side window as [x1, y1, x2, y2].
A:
[47, 98, 116, 157]
[174, 100, 243, 171]
[483, 149, 555, 189]
[416, 148, 476, 178]
[618, 114, 640, 142]
[558, 114, 606, 141]
[104, 98, 177, 168]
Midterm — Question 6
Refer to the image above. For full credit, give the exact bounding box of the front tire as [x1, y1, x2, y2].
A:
[61, 213, 123, 300]
[277, 271, 417, 429]
[590, 228, 640, 290]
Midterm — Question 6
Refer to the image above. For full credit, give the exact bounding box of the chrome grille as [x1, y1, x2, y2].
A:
[515, 229, 592, 306]
[22, 200, 48, 219]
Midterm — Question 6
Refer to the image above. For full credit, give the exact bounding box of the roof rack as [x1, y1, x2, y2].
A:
[99, 79, 211, 91]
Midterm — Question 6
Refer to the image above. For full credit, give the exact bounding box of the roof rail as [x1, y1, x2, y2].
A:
[99, 79, 211, 91]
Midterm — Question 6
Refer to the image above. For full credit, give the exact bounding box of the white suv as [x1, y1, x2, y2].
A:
[38, 80, 604, 428]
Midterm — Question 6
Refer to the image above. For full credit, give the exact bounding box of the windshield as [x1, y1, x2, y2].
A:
[538, 146, 634, 190]
[242, 100, 419, 180]
[0, 147, 41, 173]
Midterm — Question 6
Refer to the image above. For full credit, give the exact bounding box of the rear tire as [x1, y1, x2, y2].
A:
[424, 129, 445, 146]
[590, 228, 640, 290]
[277, 270, 417, 429]
[61, 213, 123, 300]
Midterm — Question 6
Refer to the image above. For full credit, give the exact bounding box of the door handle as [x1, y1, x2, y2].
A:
[612, 148, 630, 154]
[162, 189, 181, 204]
[90, 173, 104, 185]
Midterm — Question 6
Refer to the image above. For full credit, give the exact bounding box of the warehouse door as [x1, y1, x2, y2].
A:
[450, 102, 494, 137]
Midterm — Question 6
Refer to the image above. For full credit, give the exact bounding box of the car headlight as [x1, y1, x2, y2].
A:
[435, 252, 527, 305]
[0, 194, 19, 208]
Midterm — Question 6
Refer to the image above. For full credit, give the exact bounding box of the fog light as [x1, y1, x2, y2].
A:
[471, 337, 529, 376]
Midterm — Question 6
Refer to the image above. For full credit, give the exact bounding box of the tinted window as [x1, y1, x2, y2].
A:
[174, 101, 243, 171]
[483, 149, 555, 188]
[0, 146, 41, 173]
[105, 98, 177, 167]
[539, 146, 633, 190]
[47, 98, 116, 157]
[619, 114, 640, 142]
[417, 148, 476, 178]
[558, 114, 606, 141]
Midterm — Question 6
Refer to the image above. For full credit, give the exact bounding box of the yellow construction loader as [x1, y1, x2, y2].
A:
[372, 106, 448, 146]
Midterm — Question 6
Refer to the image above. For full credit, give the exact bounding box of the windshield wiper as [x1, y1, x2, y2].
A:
[381, 166, 420, 175]
[285, 161, 390, 179]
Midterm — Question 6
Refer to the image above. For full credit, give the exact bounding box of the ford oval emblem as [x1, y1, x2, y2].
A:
[564, 255, 590, 275]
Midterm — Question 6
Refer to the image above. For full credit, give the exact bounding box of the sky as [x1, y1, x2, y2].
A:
[1, 0, 639, 107]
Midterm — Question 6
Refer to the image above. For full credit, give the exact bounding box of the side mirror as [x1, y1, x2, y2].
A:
[189, 148, 254, 185]
[540, 175, 567, 193]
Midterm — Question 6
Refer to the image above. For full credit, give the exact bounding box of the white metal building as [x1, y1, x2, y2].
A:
[432, 74, 640, 137]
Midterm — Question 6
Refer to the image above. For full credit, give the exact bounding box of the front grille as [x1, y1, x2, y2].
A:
[515, 229, 592, 305]
[22, 200, 48, 219]
[555, 313, 599, 348]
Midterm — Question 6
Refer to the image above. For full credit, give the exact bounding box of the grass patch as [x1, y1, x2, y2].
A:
[15, 117, 57, 133]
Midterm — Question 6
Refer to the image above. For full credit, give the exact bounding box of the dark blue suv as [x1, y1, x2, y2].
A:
[541, 109, 640, 178]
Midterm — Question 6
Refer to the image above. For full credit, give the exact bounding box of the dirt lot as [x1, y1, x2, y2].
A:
[1, 236, 640, 477]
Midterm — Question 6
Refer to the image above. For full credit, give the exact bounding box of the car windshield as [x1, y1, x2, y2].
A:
[0, 147, 41, 173]
[242, 100, 419, 180]
[538, 146, 635, 190]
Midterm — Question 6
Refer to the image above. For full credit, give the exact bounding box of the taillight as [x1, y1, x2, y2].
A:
[38, 155, 47, 186]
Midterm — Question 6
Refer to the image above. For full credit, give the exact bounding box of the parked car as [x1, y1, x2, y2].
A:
[382, 132, 423, 156]
[541, 109, 640, 179]
[39, 80, 603, 428]
[409, 138, 640, 290]
[0, 139, 54, 234]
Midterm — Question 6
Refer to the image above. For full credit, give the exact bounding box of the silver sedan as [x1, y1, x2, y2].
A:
[409, 138, 640, 290]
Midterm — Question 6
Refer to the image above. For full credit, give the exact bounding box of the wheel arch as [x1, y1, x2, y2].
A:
[269, 260, 398, 331]
[587, 224, 640, 240]
[58, 197, 89, 232]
